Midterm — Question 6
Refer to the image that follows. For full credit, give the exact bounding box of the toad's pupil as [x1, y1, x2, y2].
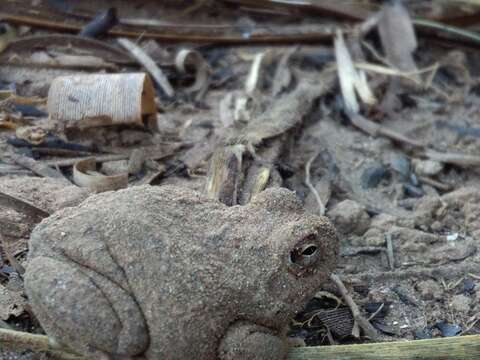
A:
[301, 245, 317, 256]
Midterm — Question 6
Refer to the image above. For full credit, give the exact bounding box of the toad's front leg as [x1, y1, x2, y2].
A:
[218, 321, 287, 360]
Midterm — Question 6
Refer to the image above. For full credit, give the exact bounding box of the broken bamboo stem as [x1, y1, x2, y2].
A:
[2, 328, 479, 360]
[288, 334, 480, 359]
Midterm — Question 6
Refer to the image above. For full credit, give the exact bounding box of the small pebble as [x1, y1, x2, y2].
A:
[361, 165, 389, 189]
[413, 159, 444, 177]
[414, 328, 432, 339]
[436, 321, 462, 337]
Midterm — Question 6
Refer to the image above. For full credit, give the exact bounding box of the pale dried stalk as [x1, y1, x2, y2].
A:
[305, 152, 325, 216]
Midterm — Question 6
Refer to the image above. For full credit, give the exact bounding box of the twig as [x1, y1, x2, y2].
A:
[305, 152, 325, 216]
[10, 153, 70, 185]
[0, 191, 50, 221]
[41, 146, 180, 167]
[348, 262, 480, 283]
[340, 246, 385, 257]
[424, 150, 480, 167]
[0, 13, 334, 44]
[330, 273, 380, 340]
[367, 303, 385, 322]
[117, 38, 174, 97]
[414, 18, 480, 45]
[385, 233, 395, 270]
[349, 113, 424, 148]
[417, 175, 453, 192]
[0, 328, 83, 360]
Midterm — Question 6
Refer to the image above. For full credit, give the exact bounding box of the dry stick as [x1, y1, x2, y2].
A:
[424, 150, 480, 168]
[304, 152, 325, 216]
[330, 273, 380, 340]
[0, 328, 83, 360]
[349, 113, 424, 148]
[0, 13, 334, 44]
[117, 38, 174, 97]
[348, 261, 480, 283]
[10, 153, 70, 185]
[6, 35, 132, 63]
[417, 175, 452, 192]
[0, 191, 50, 221]
[41, 147, 179, 168]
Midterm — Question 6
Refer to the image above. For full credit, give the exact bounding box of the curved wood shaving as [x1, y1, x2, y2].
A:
[175, 49, 211, 99]
[73, 158, 128, 193]
[47, 73, 156, 129]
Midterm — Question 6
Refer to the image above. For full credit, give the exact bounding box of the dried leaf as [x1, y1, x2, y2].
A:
[377, 0, 417, 72]
[271, 47, 297, 97]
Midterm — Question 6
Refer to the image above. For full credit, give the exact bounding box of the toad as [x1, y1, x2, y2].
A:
[24, 185, 338, 359]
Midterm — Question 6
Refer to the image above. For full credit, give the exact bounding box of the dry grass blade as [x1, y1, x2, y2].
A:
[245, 52, 266, 95]
[117, 38, 174, 97]
[305, 152, 325, 216]
[334, 31, 376, 115]
[335, 30, 360, 114]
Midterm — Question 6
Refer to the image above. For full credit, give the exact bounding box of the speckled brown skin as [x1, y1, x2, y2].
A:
[24, 185, 338, 360]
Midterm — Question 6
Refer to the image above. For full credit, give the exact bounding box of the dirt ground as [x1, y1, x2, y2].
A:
[1, 0, 480, 359]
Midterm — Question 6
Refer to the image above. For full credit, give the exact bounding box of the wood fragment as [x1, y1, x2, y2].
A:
[330, 273, 380, 340]
[385, 233, 395, 270]
[288, 334, 480, 359]
[205, 145, 245, 206]
[0, 191, 50, 221]
[10, 153, 70, 185]
[117, 38, 174, 97]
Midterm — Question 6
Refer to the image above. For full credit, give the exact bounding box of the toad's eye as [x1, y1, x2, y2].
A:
[289, 243, 319, 268]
